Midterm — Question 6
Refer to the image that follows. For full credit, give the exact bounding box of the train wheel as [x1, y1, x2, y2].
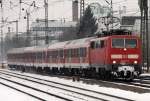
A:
[43, 67, 50, 74]
[98, 68, 106, 80]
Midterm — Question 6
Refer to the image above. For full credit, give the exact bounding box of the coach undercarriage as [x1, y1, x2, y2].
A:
[8, 63, 141, 81]
[8, 65, 106, 80]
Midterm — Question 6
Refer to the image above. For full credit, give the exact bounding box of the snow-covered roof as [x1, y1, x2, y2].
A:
[47, 37, 94, 50]
[90, 36, 109, 41]
[65, 37, 94, 49]
[24, 47, 36, 53]
[48, 41, 69, 50]
[33, 45, 48, 52]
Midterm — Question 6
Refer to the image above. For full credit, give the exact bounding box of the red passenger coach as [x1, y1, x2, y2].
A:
[64, 37, 92, 68]
[7, 30, 142, 80]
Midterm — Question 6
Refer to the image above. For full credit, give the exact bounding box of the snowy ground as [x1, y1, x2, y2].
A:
[0, 69, 150, 101]
[0, 84, 39, 101]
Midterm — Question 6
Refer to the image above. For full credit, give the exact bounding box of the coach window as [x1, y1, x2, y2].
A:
[95, 41, 99, 48]
[70, 49, 72, 57]
[67, 49, 69, 57]
[90, 41, 95, 49]
[52, 51, 54, 58]
[39, 52, 42, 59]
[77, 48, 79, 57]
[74, 49, 76, 57]
[75, 48, 77, 57]
[79, 48, 85, 57]
[55, 51, 57, 58]
[68, 49, 71, 57]
[54, 51, 57, 58]
[53, 51, 56, 58]
[59, 50, 63, 57]
[68, 49, 70, 57]
[100, 40, 105, 48]
[80, 48, 82, 57]
[57, 51, 59, 58]
[76, 48, 78, 57]
[76, 48, 79, 57]
[71, 49, 74, 57]
[56, 51, 58, 58]
[83, 48, 86, 57]
[66, 49, 68, 57]
[72, 49, 75, 57]
[71, 49, 73, 57]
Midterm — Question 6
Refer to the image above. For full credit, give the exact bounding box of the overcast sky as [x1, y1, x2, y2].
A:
[0, 0, 139, 33]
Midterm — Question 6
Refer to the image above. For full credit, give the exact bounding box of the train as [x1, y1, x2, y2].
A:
[7, 30, 142, 80]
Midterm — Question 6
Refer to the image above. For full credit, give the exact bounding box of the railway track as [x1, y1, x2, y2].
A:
[129, 79, 150, 89]
[0, 73, 73, 101]
[99, 79, 150, 90]
[0, 81, 45, 101]
[0, 69, 134, 101]
[43, 74, 150, 92]
[77, 77, 150, 93]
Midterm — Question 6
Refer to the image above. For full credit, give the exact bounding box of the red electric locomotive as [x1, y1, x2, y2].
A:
[89, 35, 141, 79]
[7, 30, 142, 80]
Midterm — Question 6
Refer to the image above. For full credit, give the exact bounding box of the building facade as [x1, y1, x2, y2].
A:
[30, 20, 78, 45]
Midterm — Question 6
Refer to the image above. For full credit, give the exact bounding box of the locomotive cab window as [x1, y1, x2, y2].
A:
[125, 39, 137, 48]
[112, 38, 124, 48]
[112, 38, 137, 48]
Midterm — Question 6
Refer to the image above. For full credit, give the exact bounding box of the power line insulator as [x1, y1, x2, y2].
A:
[22, 8, 24, 11]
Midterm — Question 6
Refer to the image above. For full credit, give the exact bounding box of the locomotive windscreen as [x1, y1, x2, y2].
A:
[112, 38, 137, 48]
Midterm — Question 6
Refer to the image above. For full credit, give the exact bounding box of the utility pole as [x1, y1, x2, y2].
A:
[110, 0, 113, 29]
[139, 0, 149, 72]
[26, 11, 30, 38]
[25, 10, 30, 46]
[35, 19, 39, 46]
[19, 0, 22, 20]
[16, 20, 18, 42]
[0, 0, 4, 68]
[145, 0, 149, 72]
[21, 1, 38, 46]
[44, 0, 49, 44]
[80, 0, 84, 21]
[15, 20, 19, 47]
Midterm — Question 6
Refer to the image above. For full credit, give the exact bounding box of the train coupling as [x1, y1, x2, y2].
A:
[117, 66, 141, 79]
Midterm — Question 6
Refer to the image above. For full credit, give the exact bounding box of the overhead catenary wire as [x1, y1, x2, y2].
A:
[0, 0, 140, 33]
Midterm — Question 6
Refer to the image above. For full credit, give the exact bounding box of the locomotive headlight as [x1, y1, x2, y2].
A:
[113, 60, 116, 64]
[134, 61, 138, 64]
[128, 54, 139, 59]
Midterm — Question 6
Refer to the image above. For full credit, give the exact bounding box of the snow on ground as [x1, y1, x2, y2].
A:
[1, 69, 150, 101]
[140, 73, 150, 77]
[17, 72, 150, 101]
[0, 83, 40, 101]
